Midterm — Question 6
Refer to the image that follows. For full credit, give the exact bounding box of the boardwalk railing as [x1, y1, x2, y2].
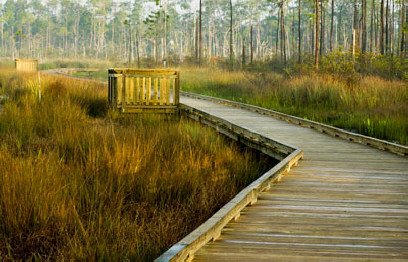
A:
[108, 68, 180, 113]
[181, 91, 408, 157]
[156, 104, 303, 262]
[15, 59, 38, 73]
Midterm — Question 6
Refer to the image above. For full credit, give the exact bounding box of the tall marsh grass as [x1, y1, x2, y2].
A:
[181, 68, 408, 145]
[0, 70, 273, 260]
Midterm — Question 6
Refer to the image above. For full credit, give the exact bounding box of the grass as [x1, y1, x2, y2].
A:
[56, 57, 407, 145]
[39, 58, 120, 71]
[0, 70, 273, 260]
[181, 67, 408, 145]
[72, 70, 108, 80]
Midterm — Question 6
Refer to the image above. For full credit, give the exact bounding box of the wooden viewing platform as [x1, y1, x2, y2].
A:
[15, 58, 38, 72]
[108, 68, 179, 113]
[44, 68, 408, 261]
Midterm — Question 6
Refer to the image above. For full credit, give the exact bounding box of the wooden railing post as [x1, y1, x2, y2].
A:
[175, 71, 180, 105]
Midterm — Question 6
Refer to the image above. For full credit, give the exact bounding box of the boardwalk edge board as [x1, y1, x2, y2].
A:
[156, 104, 303, 262]
[181, 91, 408, 158]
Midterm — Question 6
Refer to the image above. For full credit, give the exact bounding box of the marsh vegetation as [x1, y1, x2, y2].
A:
[0, 71, 273, 260]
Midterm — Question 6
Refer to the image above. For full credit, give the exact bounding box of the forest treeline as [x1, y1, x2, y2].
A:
[1, 0, 407, 68]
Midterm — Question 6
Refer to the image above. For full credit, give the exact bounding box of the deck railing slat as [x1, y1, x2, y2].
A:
[154, 78, 159, 104]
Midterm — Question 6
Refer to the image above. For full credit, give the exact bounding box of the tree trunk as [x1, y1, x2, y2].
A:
[250, 25, 253, 64]
[330, 0, 334, 51]
[280, 0, 286, 63]
[380, 0, 385, 54]
[199, 0, 202, 67]
[242, 38, 246, 65]
[338, 6, 343, 49]
[292, 8, 296, 56]
[276, 12, 280, 54]
[315, 0, 319, 70]
[230, 0, 233, 68]
[370, 0, 374, 53]
[195, 18, 199, 61]
[362, 0, 367, 53]
[400, 0, 406, 57]
[312, 6, 315, 53]
[1, 14, 3, 55]
[256, 21, 261, 59]
[128, 26, 132, 65]
[385, 0, 389, 54]
[320, 0, 324, 55]
[163, 0, 167, 67]
[298, 0, 302, 63]
[391, 0, 394, 55]
[353, 0, 359, 52]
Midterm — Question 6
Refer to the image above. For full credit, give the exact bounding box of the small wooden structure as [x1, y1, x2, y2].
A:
[108, 68, 180, 113]
[15, 59, 38, 72]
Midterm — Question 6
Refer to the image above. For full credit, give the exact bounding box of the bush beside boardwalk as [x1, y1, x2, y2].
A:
[0, 70, 273, 260]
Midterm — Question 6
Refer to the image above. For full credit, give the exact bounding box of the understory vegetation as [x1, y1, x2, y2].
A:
[0, 70, 273, 260]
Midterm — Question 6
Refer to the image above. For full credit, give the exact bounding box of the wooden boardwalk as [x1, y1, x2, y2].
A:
[44, 69, 408, 261]
[180, 96, 408, 261]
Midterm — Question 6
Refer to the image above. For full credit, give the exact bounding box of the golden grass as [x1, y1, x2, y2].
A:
[0, 70, 272, 260]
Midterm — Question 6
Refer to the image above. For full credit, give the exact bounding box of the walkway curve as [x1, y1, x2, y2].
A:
[42, 69, 408, 261]
[179, 95, 408, 261]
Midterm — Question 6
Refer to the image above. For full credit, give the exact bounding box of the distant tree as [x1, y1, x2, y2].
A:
[362, 0, 367, 54]
[298, 0, 301, 62]
[315, 0, 319, 70]
[229, 0, 233, 68]
[330, 0, 334, 52]
[199, 0, 202, 66]
[400, 0, 406, 57]
[380, 0, 385, 54]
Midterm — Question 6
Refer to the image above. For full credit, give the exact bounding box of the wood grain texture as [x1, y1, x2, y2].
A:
[179, 96, 408, 261]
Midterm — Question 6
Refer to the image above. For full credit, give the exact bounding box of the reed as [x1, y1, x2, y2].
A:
[0, 70, 273, 260]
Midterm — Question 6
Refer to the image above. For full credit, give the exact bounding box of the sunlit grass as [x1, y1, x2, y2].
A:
[0, 70, 273, 260]
[181, 67, 408, 145]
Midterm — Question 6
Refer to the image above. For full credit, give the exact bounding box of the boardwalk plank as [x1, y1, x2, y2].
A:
[180, 96, 408, 261]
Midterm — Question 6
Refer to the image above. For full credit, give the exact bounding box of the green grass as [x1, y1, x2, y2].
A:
[0, 71, 273, 260]
[181, 67, 408, 145]
[72, 70, 108, 80]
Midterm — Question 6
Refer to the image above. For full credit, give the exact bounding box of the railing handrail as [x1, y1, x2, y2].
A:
[108, 68, 178, 76]
[15, 58, 38, 62]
